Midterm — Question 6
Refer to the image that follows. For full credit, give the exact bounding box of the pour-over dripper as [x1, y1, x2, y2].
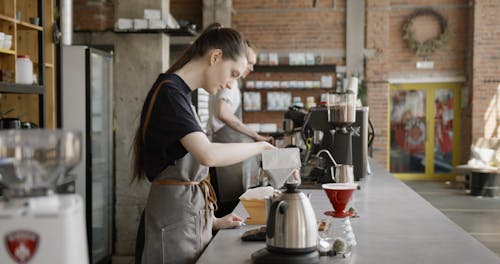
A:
[322, 183, 357, 218]
[0, 129, 82, 198]
[261, 148, 301, 189]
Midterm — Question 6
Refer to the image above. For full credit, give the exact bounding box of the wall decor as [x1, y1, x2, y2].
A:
[402, 8, 451, 56]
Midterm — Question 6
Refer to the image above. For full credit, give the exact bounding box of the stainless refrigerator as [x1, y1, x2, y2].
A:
[61, 46, 114, 264]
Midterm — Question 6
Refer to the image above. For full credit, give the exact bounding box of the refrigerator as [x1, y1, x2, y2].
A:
[61, 46, 114, 264]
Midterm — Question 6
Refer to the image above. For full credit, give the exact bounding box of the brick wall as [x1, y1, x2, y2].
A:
[365, 0, 471, 166]
[472, 0, 500, 140]
[74, 0, 114, 31]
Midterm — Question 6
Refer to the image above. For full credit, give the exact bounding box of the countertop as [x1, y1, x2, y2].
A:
[197, 161, 500, 264]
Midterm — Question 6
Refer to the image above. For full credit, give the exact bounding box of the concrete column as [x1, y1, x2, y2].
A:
[346, 0, 365, 77]
[113, 0, 171, 260]
[203, 0, 232, 27]
[113, 33, 170, 260]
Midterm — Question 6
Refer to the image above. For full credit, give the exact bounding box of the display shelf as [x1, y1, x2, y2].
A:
[253, 64, 336, 73]
[114, 26, 198, 36]
[0, 48, 15, 55]
[243, 87, 336, 91]
[17, 21, 43, 31]
[0, 14, 16, 23]
[0, 0, 50, 127]
[0, 82, 45, 94]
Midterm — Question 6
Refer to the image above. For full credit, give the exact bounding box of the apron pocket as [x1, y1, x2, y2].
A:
[197, 209, 214, 249]
[161, 215, 199, 264]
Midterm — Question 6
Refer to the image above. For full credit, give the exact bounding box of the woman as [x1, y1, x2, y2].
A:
[131, 23, 275, 264]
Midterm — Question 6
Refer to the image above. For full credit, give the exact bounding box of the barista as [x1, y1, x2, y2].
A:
[131, 23, 275, 264]
[208, 42, 273, 216]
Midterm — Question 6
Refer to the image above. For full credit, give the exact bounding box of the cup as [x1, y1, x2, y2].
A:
[16, 11, 22, 21]
[29, 17, 40, 26]
[333, 164, 354, 184]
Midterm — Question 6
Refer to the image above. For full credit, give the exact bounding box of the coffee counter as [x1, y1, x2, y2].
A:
[197, 161, 500, 264]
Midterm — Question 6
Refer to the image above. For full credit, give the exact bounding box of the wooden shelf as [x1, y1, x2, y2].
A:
[0, 82, 45, 94]
[44, 63, 53, 68]
[243, 87, 335, 91]
[0, 14, 16, 23]
[17, 21, 43, 31]
[0, 48, 15, 55]
[253, 64, 336, 73]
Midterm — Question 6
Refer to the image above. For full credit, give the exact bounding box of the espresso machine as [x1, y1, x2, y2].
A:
[301, 91, 358, 183]
[0, 130, 88, 264]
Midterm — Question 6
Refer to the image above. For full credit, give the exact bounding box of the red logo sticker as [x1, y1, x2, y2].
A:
[5, 230, 39, 263]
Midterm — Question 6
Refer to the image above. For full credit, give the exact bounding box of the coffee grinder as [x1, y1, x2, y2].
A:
[0, 130, 88, 264]
[301, 91, 357, 183]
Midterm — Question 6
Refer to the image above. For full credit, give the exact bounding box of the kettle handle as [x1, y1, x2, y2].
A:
[266, 200, 287, 239]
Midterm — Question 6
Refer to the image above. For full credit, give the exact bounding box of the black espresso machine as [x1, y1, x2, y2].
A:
[300, 93, 371, 183]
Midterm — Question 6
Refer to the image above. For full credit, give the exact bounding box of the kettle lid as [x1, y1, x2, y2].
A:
[284, 183, 299, 193]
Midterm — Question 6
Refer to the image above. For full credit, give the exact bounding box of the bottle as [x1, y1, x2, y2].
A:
[16, 55, 34, 84]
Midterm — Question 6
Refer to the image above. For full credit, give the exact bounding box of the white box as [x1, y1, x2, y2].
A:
[246, 123, 260, 132]
[260, 123, 278, 133]
[115, 18, 133, 30]
[144, 9, 161, 20]
[133, 19, 148, 30]
[148, 19, 166, 29]
[320, 75, 333, 88]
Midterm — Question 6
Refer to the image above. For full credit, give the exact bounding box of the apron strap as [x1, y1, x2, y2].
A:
[153, 177, 219, 230]
[142, 79, 175, 142]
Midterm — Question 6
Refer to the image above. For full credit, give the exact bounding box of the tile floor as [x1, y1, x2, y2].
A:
[403, 180, 500, 258]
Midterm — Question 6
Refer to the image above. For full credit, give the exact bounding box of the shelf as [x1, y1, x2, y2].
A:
[44, 63, 53, 68]
[253, 64, 336, 73]
[17, 21, 43, 31]
[243, 87, 335, 91]
[0, 82, 44, 94]
[0, 48, 15, 55]
[0, 14, 16, 23]
[114, 26, 198, 36]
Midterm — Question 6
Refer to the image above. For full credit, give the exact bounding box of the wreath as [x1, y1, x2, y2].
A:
[402, 8, 451, 56]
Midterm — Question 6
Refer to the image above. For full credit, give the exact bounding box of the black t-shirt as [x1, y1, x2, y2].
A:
[141, 73, 203, 181]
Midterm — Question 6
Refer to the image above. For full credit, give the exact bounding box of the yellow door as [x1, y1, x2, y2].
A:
[388, 83, 461, 181]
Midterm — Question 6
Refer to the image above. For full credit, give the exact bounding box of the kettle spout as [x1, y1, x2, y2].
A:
[316, 149, 338, 167]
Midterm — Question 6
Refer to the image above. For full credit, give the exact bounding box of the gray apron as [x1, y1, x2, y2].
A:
[212, 104, 258, 202]
[142, 106, 214, 264]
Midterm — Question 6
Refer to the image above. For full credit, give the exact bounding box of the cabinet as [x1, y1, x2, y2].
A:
[0, 0, 56, 128]
[242, 64, 336, 128]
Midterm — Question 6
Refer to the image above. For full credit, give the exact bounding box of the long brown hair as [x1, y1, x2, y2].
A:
[131, 23, 248, 182]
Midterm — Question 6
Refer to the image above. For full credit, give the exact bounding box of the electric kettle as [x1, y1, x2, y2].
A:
[266, 182, 318, 253]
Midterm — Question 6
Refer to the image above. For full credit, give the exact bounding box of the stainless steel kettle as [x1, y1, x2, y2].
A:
[266, 183, 318, 253]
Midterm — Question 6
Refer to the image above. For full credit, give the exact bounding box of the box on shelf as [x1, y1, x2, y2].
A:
[245, 123, 260, 132]
[144, 9, 161, 20]
[148, 19, 166, 29]
[260, 123, 278, 133]
[258, 53, 268, 65]
[268, 53, 279, 65]
[133, 19, 148, 30]
[115, 18, 133, 30]
[305, 53, 315, 65]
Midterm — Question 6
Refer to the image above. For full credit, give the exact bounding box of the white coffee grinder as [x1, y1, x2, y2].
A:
[0, 129, 88, 264]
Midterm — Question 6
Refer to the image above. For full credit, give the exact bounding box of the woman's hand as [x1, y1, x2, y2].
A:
[213, 213, 244, 230]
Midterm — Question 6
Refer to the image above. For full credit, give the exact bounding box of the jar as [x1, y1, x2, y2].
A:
[3, 34, 12, 50]
[0, 32, 4, 49]
[16, 55, 34, 84]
